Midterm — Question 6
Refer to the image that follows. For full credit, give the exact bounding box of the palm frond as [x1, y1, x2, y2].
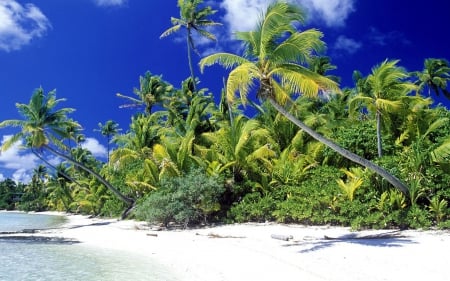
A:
[226, 63, 258, 104]
[431, 137, 450, 162]
[199, 53, 249, 72]
[272, 29, 324, 64]
[160, 24, 182, 38]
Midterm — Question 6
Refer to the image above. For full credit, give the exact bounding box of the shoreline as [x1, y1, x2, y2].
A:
[4, 211, 450, 280]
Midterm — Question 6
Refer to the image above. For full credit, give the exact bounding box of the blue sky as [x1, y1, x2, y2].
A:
[0, 0, 449, 182]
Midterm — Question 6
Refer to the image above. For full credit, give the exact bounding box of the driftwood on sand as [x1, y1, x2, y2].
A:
[196, 232, 246, 239]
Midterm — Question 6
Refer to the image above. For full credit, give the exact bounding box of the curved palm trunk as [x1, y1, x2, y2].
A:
[32, 149, 83, 191]
[268, 98, 410, 197]
[43, 144, 135, 207]
[376, 110, 383, 157]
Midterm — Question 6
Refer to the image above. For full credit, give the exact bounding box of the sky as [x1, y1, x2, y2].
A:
[0, 0, 449, 183]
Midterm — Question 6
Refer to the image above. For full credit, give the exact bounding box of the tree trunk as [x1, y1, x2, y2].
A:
[376, 110, 383, 157]
[187, 30, 196, 92]
[32, 149, 83, 190]
[268, 98, 410, 197]
[43, 144, 134, 207]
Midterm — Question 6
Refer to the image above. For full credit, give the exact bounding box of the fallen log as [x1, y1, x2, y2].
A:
[196, 232, 246, 239]
[271, 234, 293, 241]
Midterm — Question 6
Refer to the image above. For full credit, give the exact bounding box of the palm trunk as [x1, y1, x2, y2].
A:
[376, 110, 383, 157]
[268, 98, 410, 197]
[43, 144, 134, 206]
[187, 31, 196, 92]
[32, 149, 83, 191]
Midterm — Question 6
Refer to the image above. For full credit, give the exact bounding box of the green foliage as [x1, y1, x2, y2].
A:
[336, 167, 365, 201]
[228, 192, 277, 223]
[272, 166, 341, 224]
[429, 196, 448, 223]
[135, 169, 225, 227]
[0, 179, 23, 210]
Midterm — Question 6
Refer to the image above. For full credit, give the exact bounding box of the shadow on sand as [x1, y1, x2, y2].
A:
[281, 231, 417, 253]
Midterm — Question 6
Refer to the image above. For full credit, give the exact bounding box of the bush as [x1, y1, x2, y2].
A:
[228, 192, 277, 223]
[135, 169, 224, 227]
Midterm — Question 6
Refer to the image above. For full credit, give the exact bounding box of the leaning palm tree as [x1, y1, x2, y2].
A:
[0, 88, 134, 215]
[349, 60, 417, 157]
[160, 0, 221, 90]
[200, 1, 409, 196]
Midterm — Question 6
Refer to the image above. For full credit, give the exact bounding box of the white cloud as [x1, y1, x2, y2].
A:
[220, 0, 355, 34]
[0, 0, 51, 52]
[333, 35, 362, 54]
[93, 0, 127, 7]
[0, 135, 38, 183]
[12, 168, 31, 184]
[81, 137, 107, 158]
[220, 0, 270, 33]
[301, 0, 354, 27]
[0, 135, 38, 170]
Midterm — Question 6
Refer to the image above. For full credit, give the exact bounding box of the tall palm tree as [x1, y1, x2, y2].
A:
[200, 1, 410, 196]
[350, 60, 417, 157]
[96, 120, 121, 163]
[0, 88, 134, 213]
[413, 58, 450, 99]
[160, 0, 221, 90]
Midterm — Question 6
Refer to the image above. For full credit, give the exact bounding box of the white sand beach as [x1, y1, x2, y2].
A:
[28, 213, 450, 281]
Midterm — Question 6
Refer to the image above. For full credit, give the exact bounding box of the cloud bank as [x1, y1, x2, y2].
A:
[0, 135, 38, 183]
[220, 0, 355, 33]
[0, 0, 51, 51]
[81, 137, 107, 158]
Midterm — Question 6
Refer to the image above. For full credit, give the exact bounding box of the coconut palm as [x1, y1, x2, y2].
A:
[96, 120, 121, 163]
[201, 114, 276, 183]
[350, 60, 417, 157]
[200, 1, 410, 196]
[413, 58, 450, 99]
[160, 0, 221, 91]
[309, 56, 340, 83]
[0, 88, 134, 214]
[117, 71, 174, 114]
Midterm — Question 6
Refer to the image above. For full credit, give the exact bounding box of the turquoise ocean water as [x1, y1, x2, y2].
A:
[0, 212, 177, 281]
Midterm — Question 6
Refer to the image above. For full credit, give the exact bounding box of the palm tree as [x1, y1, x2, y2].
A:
[200, 1, 410, 196]
[349, 60, 417, 157]
[160, 0, 221, 90]
[117, 71, 174, 114]
[309, 56, 340, 83]
[413, 58, 450, 99]
[0, 88, 134, 214]
[96, 120, 121, 163]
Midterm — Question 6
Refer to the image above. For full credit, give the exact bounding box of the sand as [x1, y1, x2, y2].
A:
[21, 213, 450, 280]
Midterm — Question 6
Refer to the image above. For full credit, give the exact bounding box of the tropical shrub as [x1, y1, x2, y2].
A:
[135, 168, 225, 227]
[228, 192, 277, 223]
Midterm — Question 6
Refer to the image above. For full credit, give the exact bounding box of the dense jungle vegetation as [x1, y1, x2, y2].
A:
[1, 1, 450, 230]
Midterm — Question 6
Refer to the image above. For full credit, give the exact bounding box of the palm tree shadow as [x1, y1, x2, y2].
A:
[283, 235, 417, 253]
[67, 221, 113, 229]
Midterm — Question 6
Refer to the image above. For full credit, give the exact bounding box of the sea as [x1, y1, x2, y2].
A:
[0, 212, 178, 281]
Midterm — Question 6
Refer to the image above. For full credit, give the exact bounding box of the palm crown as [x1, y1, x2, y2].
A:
[0, 88, 79, 152]
[199, 2, 339, 106]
